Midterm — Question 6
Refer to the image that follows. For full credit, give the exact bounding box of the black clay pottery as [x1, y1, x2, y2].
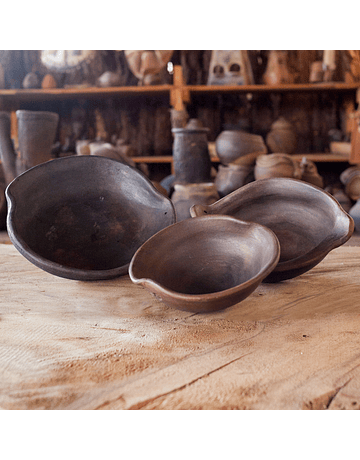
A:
[6, 155, 175, 280]
[172, 119, 211, 184]
[191, 177, 354, 282]
[129, 215, 280, 313]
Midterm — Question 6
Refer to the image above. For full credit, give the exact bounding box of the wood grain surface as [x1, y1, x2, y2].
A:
[1, 243, 360, 410]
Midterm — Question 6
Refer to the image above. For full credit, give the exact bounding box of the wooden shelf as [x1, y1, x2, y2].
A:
[187, 82, 360, 95]
[131, 153, 350, 165]
[0, 84, 173, 103]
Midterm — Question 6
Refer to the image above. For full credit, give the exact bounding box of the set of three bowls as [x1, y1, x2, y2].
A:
[6, 155, 354, 313]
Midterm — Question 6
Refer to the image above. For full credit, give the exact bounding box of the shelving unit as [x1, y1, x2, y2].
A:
[0, 65, 358, 167]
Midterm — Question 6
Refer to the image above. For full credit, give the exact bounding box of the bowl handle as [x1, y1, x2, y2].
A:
[190, 204, 211, 217]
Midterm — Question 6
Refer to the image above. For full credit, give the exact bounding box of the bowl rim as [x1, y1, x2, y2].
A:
[129, 214, 281, 302]
[5, 155, 176, 280]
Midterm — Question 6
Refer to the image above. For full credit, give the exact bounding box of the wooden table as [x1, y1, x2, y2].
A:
[1, 242, 360, 410]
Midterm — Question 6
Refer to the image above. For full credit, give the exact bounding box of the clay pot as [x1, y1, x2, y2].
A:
[340, 166, 360, 201]
[262, 50, 294, 85]
[215, 130, 267, 165]
[22, 72, 40, 89]
[171, 182, 219, 221]
[97, 71, 122, 87]
[6, 156, 175, 281]
[41, 74, 57, 89]
[191, 177, 354, 283]
[215, 163, 254, 197]
[0, 110, 59, 185]
[16, 110, 59, 175]
[254, 153, 300, 180]
[298, 157, 324, 188]
[129, 215, 280, 313]
[266, 117, 297, 154]
[172, 119, 211, 185]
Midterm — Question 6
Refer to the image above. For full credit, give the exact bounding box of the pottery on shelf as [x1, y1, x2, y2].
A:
[22, 72, 40, 89]
[340, 166, 360, 201]
[262, 50, 295, 85]
[190, 177, 354, 283]
[0, 110, 59, 185]
[171, 182, 219, 221]
[215, 163, 254, 197]
[97, 71, 122, 87]
[172, 119, 212, 185]
[298, 157, 324, 188]
[6, 156, 175, 281]
[266, 117, 297, 154]
[129, 215, 280, 313]
[215, 130, 267, 165]
[41, 74, 57, 89]
[254, 153, 300, 180]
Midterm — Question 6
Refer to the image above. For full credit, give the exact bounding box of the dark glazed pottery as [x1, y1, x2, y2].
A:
[190, 178, 354, 282]
[129, 215, 280, 313]
[0, 110, 59, 185]
[6, 156, 175, 280]
[172, 119, 211, 184]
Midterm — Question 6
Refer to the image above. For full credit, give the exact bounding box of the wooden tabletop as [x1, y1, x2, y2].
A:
[1, 242, 360, 410]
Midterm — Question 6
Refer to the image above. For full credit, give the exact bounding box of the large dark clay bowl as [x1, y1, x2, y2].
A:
[190, 178, 354, 282]
[6, 156, 175, 280]
[129, 215, 280, 313]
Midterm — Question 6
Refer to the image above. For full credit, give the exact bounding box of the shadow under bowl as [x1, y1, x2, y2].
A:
[129, 215, 280, 313]
[190, 178, 354, 282]
[6, 155, 175, 280]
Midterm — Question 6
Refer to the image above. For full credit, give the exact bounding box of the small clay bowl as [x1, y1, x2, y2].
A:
[6, 156, 175, 280]
[129, 215, 280, 313]
[190, 178, 354, 282]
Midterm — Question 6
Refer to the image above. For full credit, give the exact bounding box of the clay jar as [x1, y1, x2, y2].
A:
[340, 166, 360, 201]
[266, 117, 297, 154]
[171, 182, 219, 221]
[16, 110, 59, 175]
[172, 119, 211, 185]
[254, 153, 300, 180]
[215, 163, 254, 197]
[215, 130, 267, 165]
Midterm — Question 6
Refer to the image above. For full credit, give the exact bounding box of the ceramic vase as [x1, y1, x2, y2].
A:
[172, 119, 212, 185]
[266, 117, 297, 154]
[215, 163, 254, 197]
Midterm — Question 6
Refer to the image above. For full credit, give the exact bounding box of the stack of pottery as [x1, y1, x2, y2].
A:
[254, 153, 301, 181]
[171, 119, 218, 221]
[266, 117, 297, 154]
[340, 166, 360, 230]
[213, 129, 267, 197]
[340, 166, 360, 201]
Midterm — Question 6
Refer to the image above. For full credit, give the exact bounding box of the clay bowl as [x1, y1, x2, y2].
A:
[215, 130, 267, 165]
[190, 178, 354, 282]
[129, 215, 280, 313]
[6, 156, 175, 280]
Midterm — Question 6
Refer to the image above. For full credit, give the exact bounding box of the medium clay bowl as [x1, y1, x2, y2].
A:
[6, 156, 175, 280]
[129, 215, 280, 313]
[190, 178, 354, 283]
